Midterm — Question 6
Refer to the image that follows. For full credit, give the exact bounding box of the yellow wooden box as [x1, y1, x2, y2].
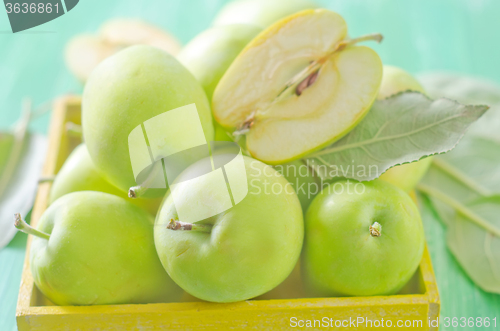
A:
[16, 96, 440, 330]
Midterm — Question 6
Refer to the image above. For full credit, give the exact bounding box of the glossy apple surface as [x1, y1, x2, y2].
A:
[30, 191, 181, 305]
[82, 45, 214, 196]
[378, 65, 432, 191]
[49, 144, 162, 215]
[303, 179, 424, 296]
[154, 156, 303, 302]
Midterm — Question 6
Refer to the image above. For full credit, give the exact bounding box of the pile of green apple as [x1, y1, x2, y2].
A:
[17, 0, 429, 305]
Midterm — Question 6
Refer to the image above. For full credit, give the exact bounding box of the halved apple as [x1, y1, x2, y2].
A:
[212, 9, 383, 164]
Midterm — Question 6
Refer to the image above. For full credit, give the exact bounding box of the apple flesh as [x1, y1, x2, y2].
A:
[65, 19, 181, 82]
[178, 24, 261, 101]
[20, 191, 181, 305]
[378, 65, 433, 191]
[213, 9, 383, 164]
[49, 144, 162, 215]
[154, 156, 303, 302]
[303, 179, 424, 296]
[213, 0, 318, 28]
[82, 45, 214, 197]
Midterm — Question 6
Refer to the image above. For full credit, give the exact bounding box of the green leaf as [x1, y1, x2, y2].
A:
[0, 133, 46, 249]
[0, 100, 48, 249]
[305, 92, 488, 181]
[418, 73, 500, 293]
[419, 72, 500, 142]
[448, 197, 500, 294]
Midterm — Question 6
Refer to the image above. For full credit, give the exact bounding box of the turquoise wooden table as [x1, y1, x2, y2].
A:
[1, 0, 499, 330]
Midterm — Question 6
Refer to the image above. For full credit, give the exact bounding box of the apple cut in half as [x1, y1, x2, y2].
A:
[212, 9, 383, 164]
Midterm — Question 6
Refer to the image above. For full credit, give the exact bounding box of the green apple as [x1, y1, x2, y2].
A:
[213, 9, 383, 164]
[213, 0, 318, 28]
[377, 65, 432, 191]
[214, 123, 233, 142]
[49, 144, 162, 215]
[379, 157, 433, 192]
[65, 19, 181, 82]
[15, 191, 181, 305]
[275, 160, 319, 213]
[178, 24, 262, 101]
[0, 133, 14, 176]
[154, 156, 303, 302]
[303, 179, 424, 296]
[82, 45, 214, 197]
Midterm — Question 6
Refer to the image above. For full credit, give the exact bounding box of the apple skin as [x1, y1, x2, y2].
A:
[0, 133, 14, 176]
[82, 45, 214, 196]
[30, 191, 181, 305]
[303, 179, 424, 296]
[379, 157, 433, 192]
[213, 0, 318, 28]
[377, 65, 432, 191]
[178, 24, 261, 101]
[49, 144, 162, 215]
[275, 160, 318, 214]
[154, 156, 304, 303]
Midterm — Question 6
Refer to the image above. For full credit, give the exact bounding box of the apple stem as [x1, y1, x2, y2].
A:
[341, 33, 383, 48]
[166, 219, 212, 233]
[14, 213, 50, 240]
[66, 122, 83, 138]
[128, 160, 163, 199]
[369, 222, 382, 237]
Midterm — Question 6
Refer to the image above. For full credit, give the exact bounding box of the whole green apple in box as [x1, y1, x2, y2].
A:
[49, 144, 162, 215]
[82, 45, 214, 197]
[16, 191, 181, 305]
[378, 65, 433, 192]
[303, 179, 424, 296]
[213, 0, 318, 28]
[154, 156, 303, 303]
